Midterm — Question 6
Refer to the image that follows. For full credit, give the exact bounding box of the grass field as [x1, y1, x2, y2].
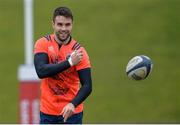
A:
[0, 0, 180, 123]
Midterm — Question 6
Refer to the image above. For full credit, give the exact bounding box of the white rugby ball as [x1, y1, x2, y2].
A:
[126, 55, 153, 80]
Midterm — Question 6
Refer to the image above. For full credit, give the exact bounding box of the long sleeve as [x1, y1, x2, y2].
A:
[71, 68, 92, 107]
[34, 53, 71, 78]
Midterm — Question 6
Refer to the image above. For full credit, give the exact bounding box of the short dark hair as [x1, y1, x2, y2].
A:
[53, 7, 73, 22]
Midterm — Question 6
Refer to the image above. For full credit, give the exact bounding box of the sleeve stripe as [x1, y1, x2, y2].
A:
[72, 42, 81, 50]
[74, 45, 81, 50]
[72, 42, 79, 50]
[44, 35, 51, 41]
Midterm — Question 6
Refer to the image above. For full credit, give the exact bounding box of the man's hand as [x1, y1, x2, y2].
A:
[61, 103, 75, 122]
[68, 50, 83, 66]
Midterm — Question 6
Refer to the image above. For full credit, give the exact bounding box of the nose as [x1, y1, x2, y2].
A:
[61, 25, 66, 31]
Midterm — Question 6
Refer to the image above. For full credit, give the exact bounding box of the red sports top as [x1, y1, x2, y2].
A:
[34, 34, 91, 115]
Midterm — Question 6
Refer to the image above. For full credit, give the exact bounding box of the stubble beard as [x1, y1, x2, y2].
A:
[55, 32, 70, 44]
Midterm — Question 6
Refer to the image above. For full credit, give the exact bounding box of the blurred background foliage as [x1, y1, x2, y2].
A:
[0, 0, 180, 123]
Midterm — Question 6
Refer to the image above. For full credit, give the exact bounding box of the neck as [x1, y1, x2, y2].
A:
[54, 35, 71, 45]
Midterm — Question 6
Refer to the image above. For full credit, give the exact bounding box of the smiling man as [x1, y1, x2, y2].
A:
[34, 7, 92, 124]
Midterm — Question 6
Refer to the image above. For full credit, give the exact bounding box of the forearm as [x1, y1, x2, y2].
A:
[71, 68, 92, 107]
[35, 61, 70, 78]
[34, 53, 71, 78]
[71, 84, 92, 107]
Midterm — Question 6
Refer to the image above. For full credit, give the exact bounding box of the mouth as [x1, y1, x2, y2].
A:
[60, 33, 68, 38]
[56, 32, 69, 41]
[58, 31, 68, 36]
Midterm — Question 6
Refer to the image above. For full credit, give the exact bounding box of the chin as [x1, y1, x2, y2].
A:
[60, 39, 67, 42]
[60, 36, 69, 42]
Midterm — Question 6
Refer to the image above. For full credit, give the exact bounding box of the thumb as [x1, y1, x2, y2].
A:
[60, 108, 65, 115]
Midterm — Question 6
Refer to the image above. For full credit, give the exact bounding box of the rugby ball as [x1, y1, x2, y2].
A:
[126, 55, 153, 80]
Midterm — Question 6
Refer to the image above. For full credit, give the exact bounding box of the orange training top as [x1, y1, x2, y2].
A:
[34, 34, 91, 115]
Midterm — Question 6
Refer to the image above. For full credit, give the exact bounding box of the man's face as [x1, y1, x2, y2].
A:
[52, 16, 73, 42]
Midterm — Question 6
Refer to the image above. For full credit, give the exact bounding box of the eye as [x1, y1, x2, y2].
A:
[65, 23, 71, 26]
[57, 23, 63, 26]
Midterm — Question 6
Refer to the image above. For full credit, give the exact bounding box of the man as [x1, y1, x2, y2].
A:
[34, 6, 92, 124]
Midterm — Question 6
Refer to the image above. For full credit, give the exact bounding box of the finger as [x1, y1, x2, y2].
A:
[64, 115, 68, 122]
[76, 49, 82, 53]
[77, 54, 83, 59]
[73, 50, 77, 55]
[60, 108, 65, 115]
[72, 51, 75, 55]
[77, 50, 83, 53]
[79, 54, 83, 59]
[77, 52, 83, 57]
[63, 108, 68, 118]
[63, 108, 72, 118]
[63, 111, 70, 122]
[64, 111, 74, 122]
[63, 111, 66, 118]
[68, 111, 73, 118]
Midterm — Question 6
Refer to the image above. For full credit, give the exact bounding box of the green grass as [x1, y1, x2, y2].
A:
[0, 0, 180, 123]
